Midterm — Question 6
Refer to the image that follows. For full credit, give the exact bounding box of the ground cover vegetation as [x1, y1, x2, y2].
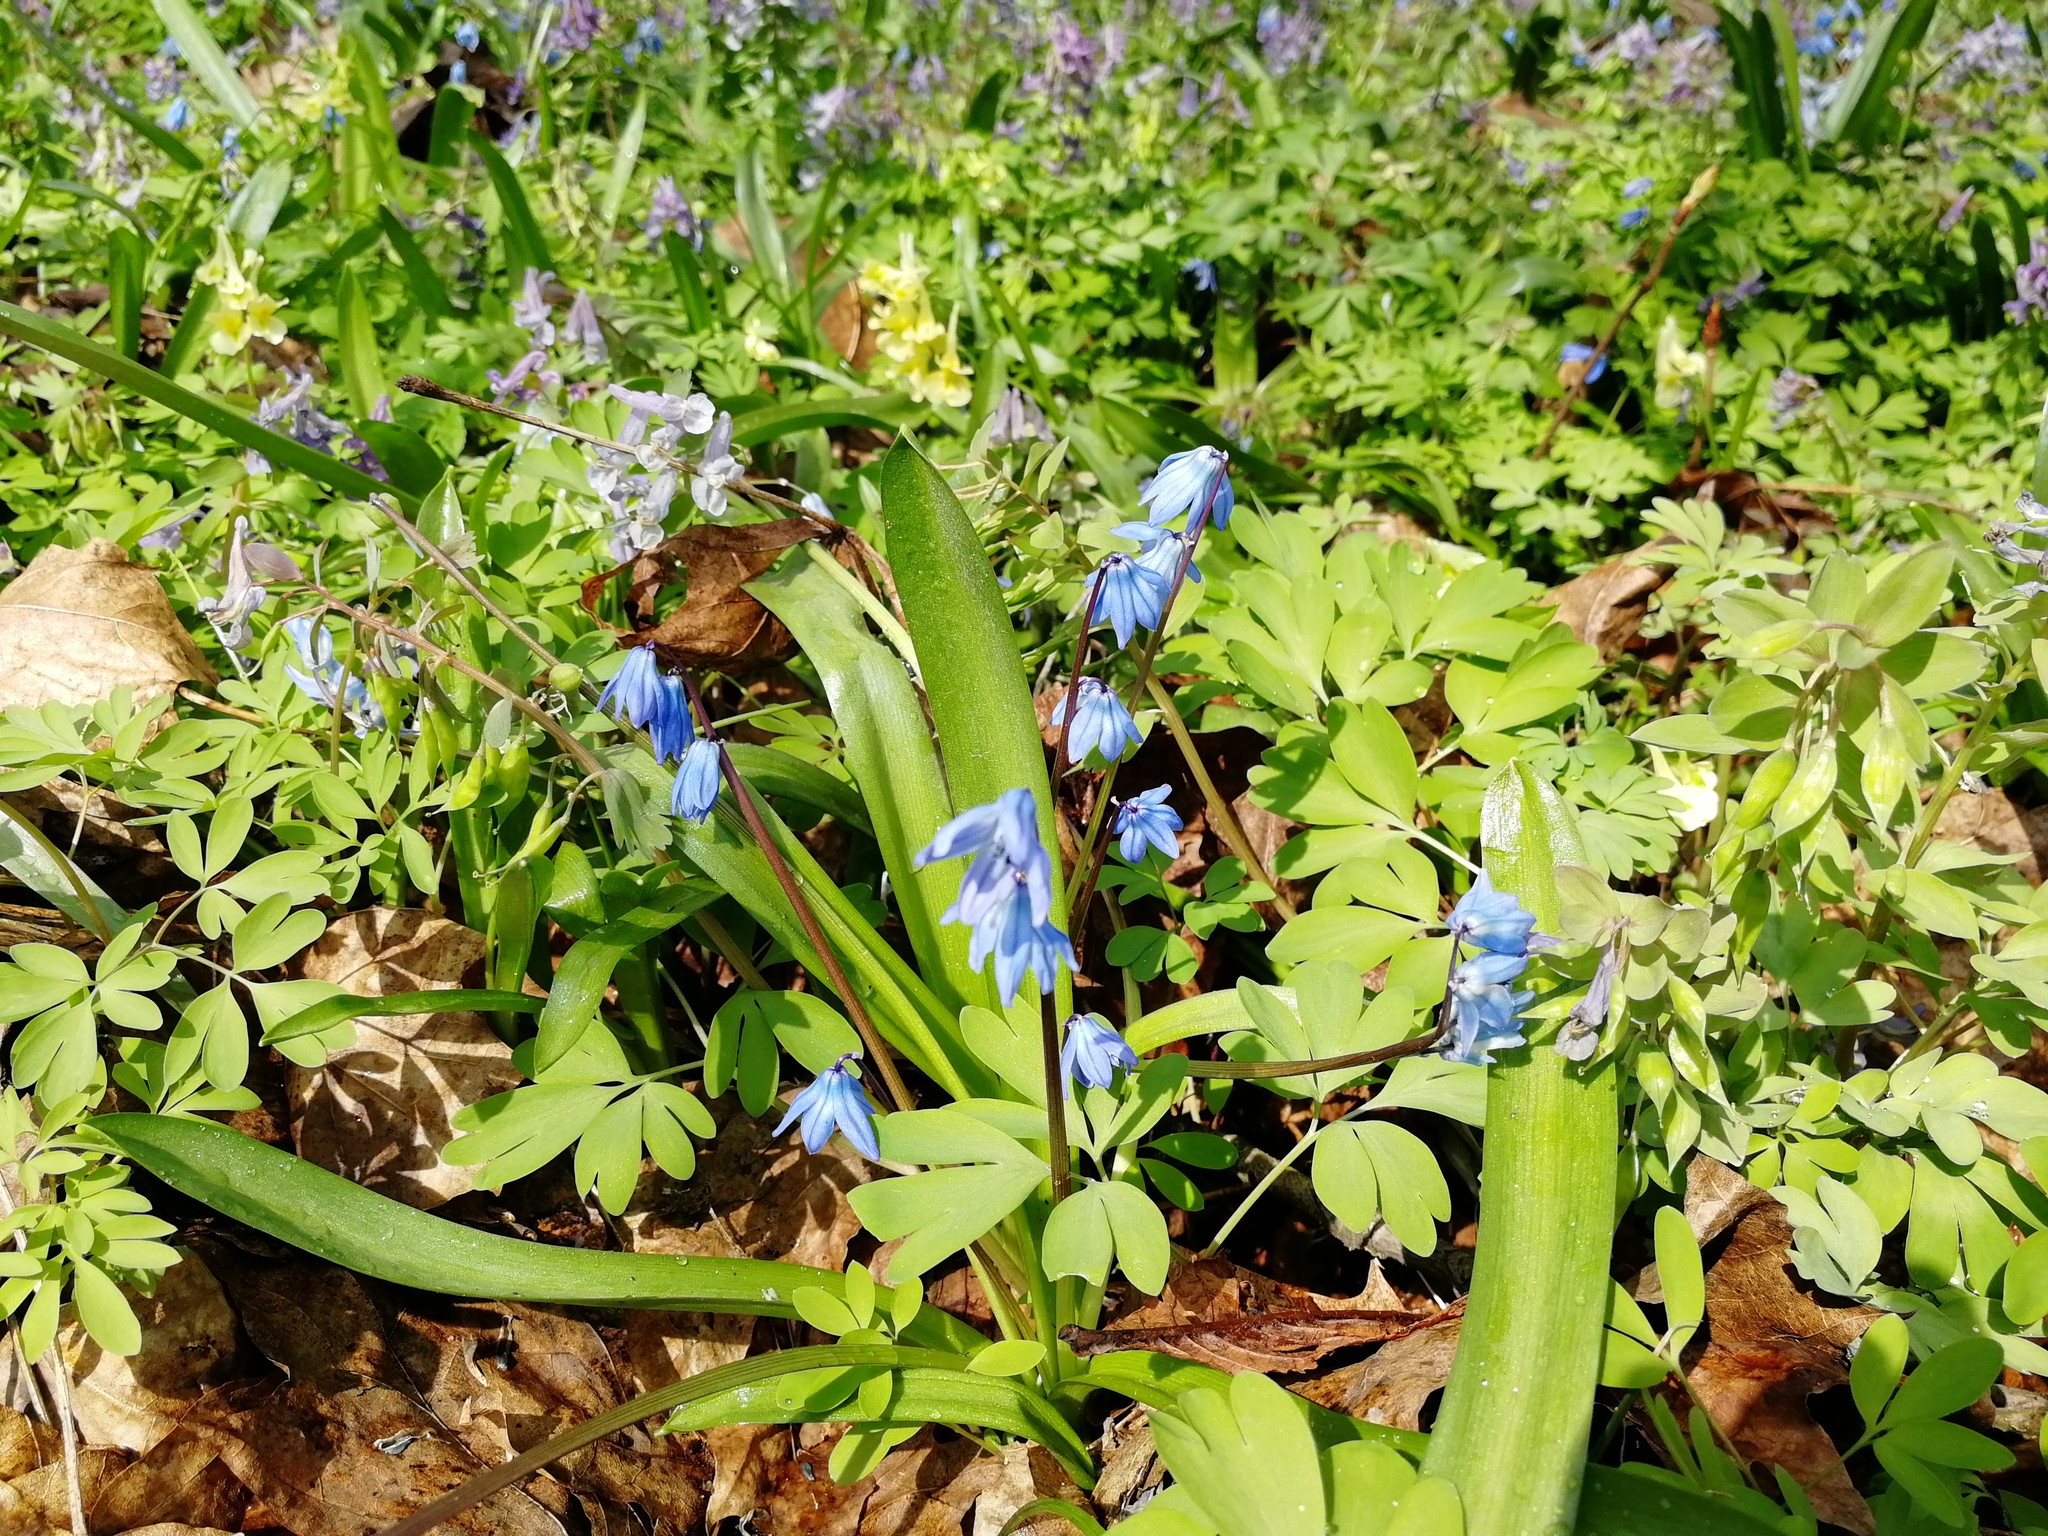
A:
[3, 0, 2048, 1531]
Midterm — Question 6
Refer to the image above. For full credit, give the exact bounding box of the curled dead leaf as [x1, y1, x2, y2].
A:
[580, 519, 840, 671]
[0, 539, 215, 716]
[291, 909, 525, 1209]
[1538, 539, 1674, 659]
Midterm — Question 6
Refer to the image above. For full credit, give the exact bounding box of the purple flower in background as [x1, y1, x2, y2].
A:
[690, 412, 745, 517]
[1699, 270, 1766, 313]
[1061, 1014, 1138, 1092]
[985, 388, 1052, 447]
[622, 15, 661, 60]
[671, 735, 722, 822]
[1050, 677, 1142, 765]
[1767, 368, 1822, 428]
[644, 176, 699, 246]
[1938, 188, 1975, 232]
[487, 348, 560, 404]
[138, 507, 206, 552]
[1256, 2, 1325, 74]
[1555, 938, 1626, 1062]
[247, 368, 348, 473]
[512, 267, 555, 347]
[554, 0, 604, 53]
[2007, 239, 2048, 325]
[610, 382, 715, 443]
[1945, 16, 2030, 83]
[775, 1055, 879, 1159]
[143, 51, 181, 102]
[1614, 19, 1658, 64]
[1112, 785, 1182, 865]
[197, 516, 269, 651]
[564, 290, 606, 364]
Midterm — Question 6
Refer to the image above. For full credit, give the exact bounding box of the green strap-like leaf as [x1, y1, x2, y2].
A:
[470, 130, 555, 283]
[263, 988, 544, 1045]
[148, 0, 259, 128]
[0, 300, 416, 511]
[91, 1113, 984, 1351]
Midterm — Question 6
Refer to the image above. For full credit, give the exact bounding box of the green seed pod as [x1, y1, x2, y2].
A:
[493, 740, 531, 802]
[1770, 740, 1837, 835]
[1732, 748, 1795, 831]
[447, 751, 488, 811]
[547, 662, 584, 693]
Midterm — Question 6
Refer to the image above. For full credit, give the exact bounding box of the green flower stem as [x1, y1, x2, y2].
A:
[1200, 1113, 1331, 1259]
[1421, 763, 1618, 1536]
[1142, 675, 1295, 920]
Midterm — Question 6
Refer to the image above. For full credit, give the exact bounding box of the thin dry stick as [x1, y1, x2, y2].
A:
[678, 676, 916, 1114]
[1534, 165, 1720, 461]
[0, 1180, 84, 1536]
[304, 594, 605, 778]
[1752, 481, 1974, 516]
[1179, 1021, 1446, 1080]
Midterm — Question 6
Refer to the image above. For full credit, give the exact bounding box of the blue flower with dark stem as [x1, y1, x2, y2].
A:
[648, 676, 693, 763]
[1445, 872, 1541, 955]
[1442, 952, 1533, 1066]
[1139, 445, 1234, 530]
[918, 790, 1071, 1004]
[671, 736, 722, 824]
[1061, 1014, 1138, 1093]
[597, 645, 665, 728]
[1088, 552, 1170, 647]
[1112, 785, 1182, 865]
[1114, 521, 1203, 590]
[918, 788, 1053, 932]
[968, 875, 1077, 1004]
[1050, 677, 1142, 766]
[1560, 342, 1608, 384]
[774, 1054, 879, 1159]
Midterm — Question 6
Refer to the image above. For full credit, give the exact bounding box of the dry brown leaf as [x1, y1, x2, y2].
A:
[1934, 789, 2048, 885]
[2, 1445, 131, 1533]
[0, 1409, 45, 1481]
[1294, 1304, 1465, 1430]
[582, 520, 838, 671]
[0, 539, 214, 716]
[290, 909, 522, 1209]
[1678, 1185, 1880, 1535]
[1539, 541, 1673, 658]
[59, 1248, 239, 1454]
[1062, 1310, 1427, 1375]
[91, 1429, 249, 1535]
[1088, 1406, 1163, 1525]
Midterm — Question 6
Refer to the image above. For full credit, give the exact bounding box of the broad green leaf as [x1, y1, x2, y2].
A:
[1851, 1312, 1909, 1427]
[849, 1110, 1046, 1281]
[1654, 1205, 1704, 1352]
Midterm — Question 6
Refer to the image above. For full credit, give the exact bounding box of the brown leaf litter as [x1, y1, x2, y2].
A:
[290, 910, 526, 1210]
[0, 540, 214, 719]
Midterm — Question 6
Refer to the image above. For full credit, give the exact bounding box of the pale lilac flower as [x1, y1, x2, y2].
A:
[690, 412, 744, 517]
[511, 267, 555, 346]
[1938, 188, 1975, 232]
[985, 388, 1052, 447]
[564, 290, 605, 364]
[2007, 239, 2048, 325]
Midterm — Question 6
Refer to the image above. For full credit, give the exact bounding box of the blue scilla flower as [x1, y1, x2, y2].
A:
[455, 17, 480, 47]
[220, 125, 240, 163]
[648, 676, 693, 763]
[160, 96, 191, 131]
[1182, 258, 1217, 293]
[1618, 206, 1648, 230]
[671, 736, 722, 824]
[599, 645, 666, 726]
[449, 59, 468, 83]
[919, 788, 1054, 933]
[1445, 872, 1541, 956]
[1113, 785, 1182, 865]
[1062, 1014, 1138, 1093]
[1113, 521, 1203, 590]
[1442, 952, 1533, 1066]
[774, 1054, 880, 1159]
[1089, 551, 1170, 647]
[918, 791, 1072, 1004]
[1050, 677, 1142, 766]
[1139, 445, 1234, 530]
[968, 873, 1077, 1004]
[1621, 175, 1653, 199]
[1561, 342, 1608, 383]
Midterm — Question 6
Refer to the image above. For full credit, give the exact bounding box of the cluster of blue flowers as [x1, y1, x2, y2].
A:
[596, 645, 721, 823]
[1438, 873, 1547, 1066]
[916, 788, 1075, 1006]
[1617, 175, 1652, 231]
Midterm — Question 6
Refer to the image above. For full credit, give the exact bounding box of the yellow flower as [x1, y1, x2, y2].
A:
[207, 306, 253, 357]
[741, 315, 781, 362]
[242, 290, 287, 347]
[1653, 316, 1707, 411]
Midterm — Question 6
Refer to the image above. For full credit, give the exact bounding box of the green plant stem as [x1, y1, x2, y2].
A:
[1142, 675, 1296, 920]
[1062, 773, 1119, 913]
[1200, 1113, 1331, 1259]
[694, 908, 770, 990]
[1041, 992, 1074, 1203]
[1053, 570, 1105, 776]
[679, 675, 916, 1114]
